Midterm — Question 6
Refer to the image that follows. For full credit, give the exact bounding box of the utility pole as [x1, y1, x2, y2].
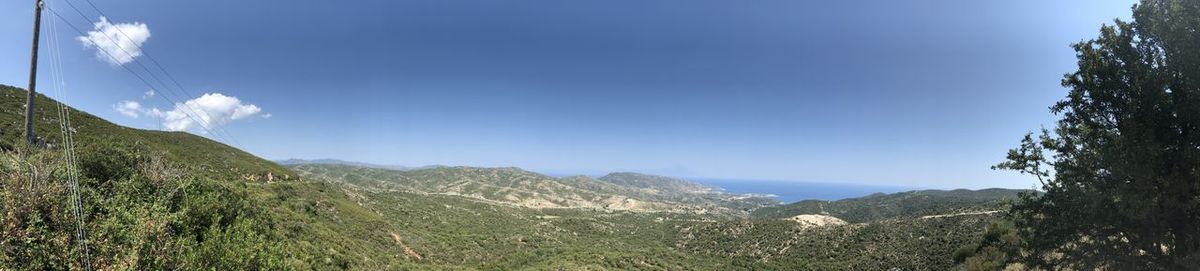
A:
[25, 0, 43, 147]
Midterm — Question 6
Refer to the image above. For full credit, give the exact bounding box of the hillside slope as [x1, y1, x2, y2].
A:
[0, 84, 288, 178]
[752, 188, 1030, 223]
[596, 172, 716, 194]
[673, 211, 1002, 270]
[0, 85, 416, 269]
[0, 84, 1022, 270]
[291, 164, 776, 214]
[276, 158, 442, 171]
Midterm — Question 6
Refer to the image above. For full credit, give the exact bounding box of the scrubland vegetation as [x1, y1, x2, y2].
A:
[5, 0, 1200, 269]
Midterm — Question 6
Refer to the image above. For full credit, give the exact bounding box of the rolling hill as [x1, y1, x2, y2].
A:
[752, 188, 1031, 223]
[0, 84, 289, 178]
[290, 162, 1029, 270]
[0, 84, 1028, 270]
[596, 172, 716, 194]
[291, 164, 776, 214]
[0, 84, 408, 269]
[275, 158, 442, 171]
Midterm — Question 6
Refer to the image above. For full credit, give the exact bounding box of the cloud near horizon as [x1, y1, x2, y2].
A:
[115, 93, 265, 132]
[77, 17, 150, 65]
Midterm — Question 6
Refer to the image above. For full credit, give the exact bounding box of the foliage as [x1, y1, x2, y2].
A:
[293, 164, 775, 214]
[994, 0, 1200, 269]
[0, 83, 1032, 270]
[297, 164, 1020, 270]
[0, 86, 346, 270]
[752, 189, 1026, 223]
[0, 144, 1016, 270]
[956, 220, 1022, 270]
[0, 149, 288, 270]
[672, 214, 1002, 270]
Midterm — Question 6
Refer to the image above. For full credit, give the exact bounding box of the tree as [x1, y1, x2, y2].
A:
[994, 0, 1200, 269]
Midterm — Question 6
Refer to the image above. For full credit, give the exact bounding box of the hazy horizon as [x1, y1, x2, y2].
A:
[275, 157, 975, 191]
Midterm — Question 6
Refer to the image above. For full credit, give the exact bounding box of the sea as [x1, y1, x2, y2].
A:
[689, 178, 919, 203]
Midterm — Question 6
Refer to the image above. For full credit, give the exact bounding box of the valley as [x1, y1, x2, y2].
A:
[3, 0, 1197, 268]
[0, 84, 1025, 270]
[287, 162, 1026, 270]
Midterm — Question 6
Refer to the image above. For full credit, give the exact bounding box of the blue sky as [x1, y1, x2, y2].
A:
[0, 0, 1136, 188]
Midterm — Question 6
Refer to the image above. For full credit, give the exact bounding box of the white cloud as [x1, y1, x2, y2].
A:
[143, 90, 155, 99]
[149, 93, 264, 132]
[77, 17, 150, 65]
[114, 100, 142, 118]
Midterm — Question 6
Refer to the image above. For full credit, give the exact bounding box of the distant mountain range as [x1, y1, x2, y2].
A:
[752, 188, 1033, 223]
[289, 163, 777, 214]
[287, 162, 1031, 270]
[0, 84, 1035, 270]
[275, 158, 444, 171]
[252, 156, 1034, 270]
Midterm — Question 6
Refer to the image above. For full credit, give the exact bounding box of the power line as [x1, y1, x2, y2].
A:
[44, 5, 235, 146]
[54, 0, 238, 146]
[65, 0, 246, 148]
[78, 0, 245, 148]
[44, 4, 91, 269]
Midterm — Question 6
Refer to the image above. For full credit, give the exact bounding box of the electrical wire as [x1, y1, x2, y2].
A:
[76, 0, 246, 148]
[57, 0, 242, 147]
[44, 3, 92, 269]
[44, 6, 233, 145]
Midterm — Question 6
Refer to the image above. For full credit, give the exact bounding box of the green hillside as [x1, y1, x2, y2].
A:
[596, 172, 714, 194]
[0, 84, 1020, 270]
[752, 188, 1029, 223]
[673, 213, 1002, 270]
[290, 163, 1028, 270]
[300, 178, 739, 270]
[0, 84, 289, 178]
[0, 85, 408, 269]
[292, 164, 776, 214]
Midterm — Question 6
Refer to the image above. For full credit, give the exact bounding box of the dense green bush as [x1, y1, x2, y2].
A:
[0, 148, 290, 270]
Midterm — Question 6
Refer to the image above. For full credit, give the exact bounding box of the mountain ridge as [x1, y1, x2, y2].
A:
[275, 158, 444, 171]
[290, 163, 778, 214]
[0, 84, 1029, 270]
[752, 188, 1033, 223]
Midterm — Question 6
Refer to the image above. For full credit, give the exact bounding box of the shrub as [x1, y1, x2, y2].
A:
[0, 149, 297, 270]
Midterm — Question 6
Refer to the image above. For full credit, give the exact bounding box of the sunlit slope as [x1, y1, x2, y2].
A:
[315, 162, 1026, 270]
[0, 84, 288, 177]
[0, 84, 734, 269]
[0, 83, 1032, 270]
[752, 188, 1030, 223]
[291, 164, 776, 214]
[0, 84, 413, 269]
[673, 211, 1001, 270]
[596, 172, 714, 194]
[672, 190, 1029, 270]
[292, 164, 1030, 270]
